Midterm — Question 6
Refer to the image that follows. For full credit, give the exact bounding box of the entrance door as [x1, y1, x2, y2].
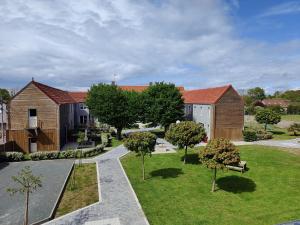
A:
[29, 138, 37, 153]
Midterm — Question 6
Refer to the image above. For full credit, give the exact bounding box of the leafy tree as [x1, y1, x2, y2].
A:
[7, 166, 42, 225]
[86, 84, 130, 140]
[199, 138, 240, 192]
[0, 88, 10, 102]
[247, 87, 266, 101]
[255, 108, 281, 130]
[279, 90, 300, 102]
[143, 82, 184, 131]
[123, 90, 145, 124]
[166, 121, 206, 164]
[124, 132, 157, 180]
[243, 95, 253, 106]
[288, 123, 300, 136]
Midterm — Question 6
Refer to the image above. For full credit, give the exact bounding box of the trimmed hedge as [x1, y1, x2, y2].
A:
[0, 151, 24, 162]
[243, 128, 273, 142]
[0, 144, 105, 162]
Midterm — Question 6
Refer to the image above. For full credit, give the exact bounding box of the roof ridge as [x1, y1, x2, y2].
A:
[184, 84, 231, 92]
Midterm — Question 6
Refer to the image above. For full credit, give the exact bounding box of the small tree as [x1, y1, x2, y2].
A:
[7, 166, 42, 225]
[124, 132, 157, 180]
[255, 108, 281, 130]
[199, 138, 240, 192]
[288, 123, 300, 136]
[247, 87, 266, 101]
[166, 121, 206, 164]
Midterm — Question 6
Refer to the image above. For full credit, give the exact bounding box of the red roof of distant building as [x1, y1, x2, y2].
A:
[262, 98, 290, 107]
[119, 85, 185, 92]
[68, 92, 87, 103]
[33, 81, 76, 104]
[183, 85, 232, 104]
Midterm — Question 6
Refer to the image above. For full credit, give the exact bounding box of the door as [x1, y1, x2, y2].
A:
[28, 109, 37, 128]
[29, 138, 37, 153]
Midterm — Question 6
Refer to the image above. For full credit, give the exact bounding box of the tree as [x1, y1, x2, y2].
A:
[86, 84, 131, 140]
[166, 121, 206, 164]
[124, 132, 157, 180]
[123, 90, 145, 124]
[7, 166, 42, 225]
[255, 108, 281, 130]
[288, 123, 300, 136]
[0, 88, 10, 102]
[143, 82, 184, 131]
[199, 138, 240, 192]
[247, 87, 266, 101]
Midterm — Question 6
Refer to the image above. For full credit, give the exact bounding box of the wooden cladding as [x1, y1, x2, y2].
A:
[214, 87, 244, 140]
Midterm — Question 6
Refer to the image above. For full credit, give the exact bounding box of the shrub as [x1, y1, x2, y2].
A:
[80, 145, 104, 158]
[288, 123, 300, 136]
[267, 105, 285, 114]
[0, 151, 24, 161]
[243, 130, 257, 142]
[256, 129, 273, 140]
[30, 151, 60, 160]
[287, 104, 300, 114]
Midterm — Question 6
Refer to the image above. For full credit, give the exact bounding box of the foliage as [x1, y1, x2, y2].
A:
[77, 131, 85, 144]
[124, 132, 157, 180]
[243, 95, 253, 106]
[255, 108, 281, 130]
[287, 104, 300, 114]
[247, 87, 266, 101]
[288, 123, 300, 136]
[166, 121, 206, 164]
[0, 88, 11, 102]
[123, 90, 145, 123]
[199, 138, 240, 192]
[266, 105, 285, 114]
[278, 90, 300, 102]
[0, 151, 24, 161]
[243, 130, 257, 142]
[142, 82, 184, 130]
[86, 83, 131, 139]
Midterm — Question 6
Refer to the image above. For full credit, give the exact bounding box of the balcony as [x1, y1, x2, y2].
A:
[25, 117, 41, 137]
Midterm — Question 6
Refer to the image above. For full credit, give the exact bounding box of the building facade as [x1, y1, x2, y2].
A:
[0, 103, 7, 144]
[8, 81, 75, 153]
[183, 85, 244, 140]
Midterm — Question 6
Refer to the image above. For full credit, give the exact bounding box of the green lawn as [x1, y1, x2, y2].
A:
[282, 114, 300, 122]
[55, 163, 98, 217]
[111, 137, 123, 147]
[121, 146, 300, 225]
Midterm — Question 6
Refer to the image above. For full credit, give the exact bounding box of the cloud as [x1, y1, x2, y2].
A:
[0, 0, 299, 93]
[259, 1, 300, 17]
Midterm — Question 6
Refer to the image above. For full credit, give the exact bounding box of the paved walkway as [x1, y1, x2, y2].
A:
[45, 146, 149, 225]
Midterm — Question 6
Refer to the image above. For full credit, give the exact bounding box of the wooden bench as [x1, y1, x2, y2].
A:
[226, 161, 247, 173]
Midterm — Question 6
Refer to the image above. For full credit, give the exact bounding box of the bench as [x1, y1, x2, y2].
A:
[226, 161, 247, 173]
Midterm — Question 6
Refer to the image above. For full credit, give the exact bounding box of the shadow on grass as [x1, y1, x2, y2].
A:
[150, 168, 183, 179]
[270, 130, 285, 135]
[180, 153, 200, 165]
[216, 175, 256, 193]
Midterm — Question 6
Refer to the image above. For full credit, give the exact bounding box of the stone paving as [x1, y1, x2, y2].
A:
[0, 160, 74, 225]
[45, 145, 149, 225]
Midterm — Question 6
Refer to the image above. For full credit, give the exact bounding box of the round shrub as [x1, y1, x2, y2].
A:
[243, 130, 257, 142]
[0, 152, 24, 161]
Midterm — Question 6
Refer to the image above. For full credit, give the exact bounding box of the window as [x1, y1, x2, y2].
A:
[80, 115, 88, 124]
[29, 109, 37, 117]
[80, 104, 87, 110]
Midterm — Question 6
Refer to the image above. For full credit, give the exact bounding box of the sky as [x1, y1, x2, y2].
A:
[0, 0, 299, 93]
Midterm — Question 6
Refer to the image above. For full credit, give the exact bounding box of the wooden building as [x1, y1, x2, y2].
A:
[183, 85, 244, 140]
[8, 80, 76, 153]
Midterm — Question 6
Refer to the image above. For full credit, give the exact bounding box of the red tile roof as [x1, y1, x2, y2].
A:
[183, 85, 232, 104]
[68, 92, 87, 103]
[33, 81, 76, 104]
[119, 85, 149, 92]
[262, 98, 290, 107]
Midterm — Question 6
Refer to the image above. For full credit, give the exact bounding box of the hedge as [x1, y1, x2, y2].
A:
[243, 128, 272, 142]
[0, 144, 104, 162]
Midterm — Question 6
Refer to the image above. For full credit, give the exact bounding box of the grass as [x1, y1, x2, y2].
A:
[121, 146, 300, 225]
[55, 163, 98, 217]
[281, 114, 300, 122]
[111, 137, 123, 147]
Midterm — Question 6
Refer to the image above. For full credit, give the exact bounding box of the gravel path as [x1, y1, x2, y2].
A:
[45, 145, 149, 225]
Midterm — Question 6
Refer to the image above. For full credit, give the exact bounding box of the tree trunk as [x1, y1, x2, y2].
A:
[264, 123, 267, 131]
[183, 146, 187, 164]
[116, 128, 122, 140]
[142, 153, 145, 180]
[211, 168, 217, 192]
[24, 189, 29, 225]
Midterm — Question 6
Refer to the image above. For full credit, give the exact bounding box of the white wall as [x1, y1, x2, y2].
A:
[0, 103, 7, 144]
[192, 104, 212, 139]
